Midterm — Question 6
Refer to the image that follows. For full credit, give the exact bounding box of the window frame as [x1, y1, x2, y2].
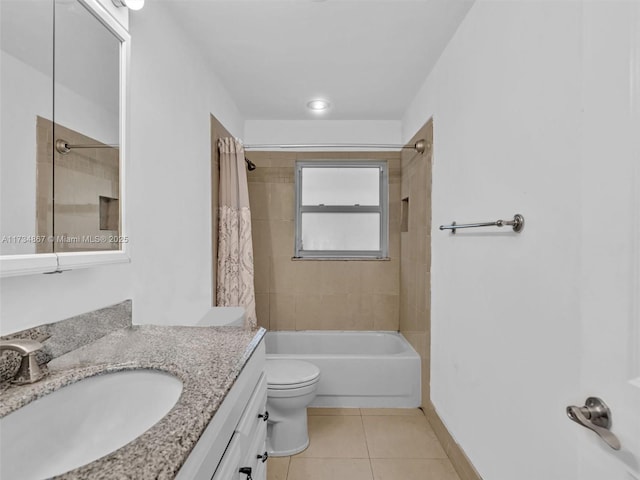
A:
[294, 160, 389, 259]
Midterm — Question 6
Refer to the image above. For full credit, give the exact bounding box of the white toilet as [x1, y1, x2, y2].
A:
[265, 359, 321, 457]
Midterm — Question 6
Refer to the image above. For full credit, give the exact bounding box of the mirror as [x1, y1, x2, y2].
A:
[1, 0, 53, 256]
[51, 0, 121, 253]
[0, 0, 130, 275]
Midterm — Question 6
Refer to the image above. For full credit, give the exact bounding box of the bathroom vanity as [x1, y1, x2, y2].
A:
[177, 338, 268, 480]
[0, 319, 267, 480]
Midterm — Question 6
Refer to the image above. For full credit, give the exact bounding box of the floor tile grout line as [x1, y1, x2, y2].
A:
[358, 410, 377, 480]
[291, 456, 371, 459]
[289, 456, 381, 461]
[285, 455, 291, 480]
[368, 458, 458, 462]
[367, 458, 376, 480]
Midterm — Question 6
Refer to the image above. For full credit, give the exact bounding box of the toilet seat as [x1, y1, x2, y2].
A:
[267, 377, 319, 390]
[266, 360, 320, 390]
[266, 381, 318, 398]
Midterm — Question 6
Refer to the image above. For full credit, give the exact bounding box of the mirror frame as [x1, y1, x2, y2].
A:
[0, 0, 131, 277]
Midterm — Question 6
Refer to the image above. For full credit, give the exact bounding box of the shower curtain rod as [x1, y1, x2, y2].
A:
[55, 139, 118, 154]
[243, 139, 428, 154]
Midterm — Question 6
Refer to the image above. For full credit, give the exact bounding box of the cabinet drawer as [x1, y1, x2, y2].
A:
[211, 422, 266, 480]
[237, 373, 267, 440]
[240, 420, 267, 476]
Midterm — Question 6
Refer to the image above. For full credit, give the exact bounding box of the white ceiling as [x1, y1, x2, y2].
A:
[164, 0, 474, 121]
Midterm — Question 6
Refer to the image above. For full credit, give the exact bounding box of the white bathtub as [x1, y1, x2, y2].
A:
[265, 331, 421, 408]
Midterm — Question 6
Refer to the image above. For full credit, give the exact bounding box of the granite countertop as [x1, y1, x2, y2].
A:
[0, 324, 266, 479]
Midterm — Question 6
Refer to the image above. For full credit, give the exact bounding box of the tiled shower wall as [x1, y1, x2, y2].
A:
[399, 119, 433, 410]
[36, 117, 120, 253]
[246, 151, 401, 331]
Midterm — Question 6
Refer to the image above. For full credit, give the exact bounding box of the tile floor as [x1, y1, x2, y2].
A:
[267, 408, 461, 480]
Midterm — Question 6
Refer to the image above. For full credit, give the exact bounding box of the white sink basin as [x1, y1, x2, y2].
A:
[0, 369, 183, 480]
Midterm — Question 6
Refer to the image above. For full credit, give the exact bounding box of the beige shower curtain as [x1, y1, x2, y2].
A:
[217, 138, 257, 329]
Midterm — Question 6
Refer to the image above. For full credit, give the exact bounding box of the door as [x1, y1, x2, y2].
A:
[577, 2, 640, 478]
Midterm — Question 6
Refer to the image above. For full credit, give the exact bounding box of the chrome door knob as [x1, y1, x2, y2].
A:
[566, 397, 621, 450]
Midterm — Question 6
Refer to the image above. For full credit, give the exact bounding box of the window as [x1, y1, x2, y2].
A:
[295, 161, 388, 258]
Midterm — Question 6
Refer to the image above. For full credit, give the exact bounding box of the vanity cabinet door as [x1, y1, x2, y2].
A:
[211, 433, 243, 480]
[235, 374, 268, 480]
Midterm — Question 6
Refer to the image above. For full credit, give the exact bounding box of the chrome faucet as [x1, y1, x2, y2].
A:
[0, 339, 46, 384]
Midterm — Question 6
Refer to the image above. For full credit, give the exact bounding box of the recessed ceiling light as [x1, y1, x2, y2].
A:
[307, 99, 330, 111]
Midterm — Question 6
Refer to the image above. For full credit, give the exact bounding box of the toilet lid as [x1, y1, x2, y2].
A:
[266, 359, 320, 387]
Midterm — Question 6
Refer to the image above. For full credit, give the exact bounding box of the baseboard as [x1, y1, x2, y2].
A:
[422, 402, 483, 480]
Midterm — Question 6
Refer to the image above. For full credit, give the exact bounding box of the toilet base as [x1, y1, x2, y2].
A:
[267, 437, 309, 457]
[266, 406, 311, 457]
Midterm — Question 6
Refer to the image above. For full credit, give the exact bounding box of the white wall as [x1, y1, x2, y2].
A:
[0, 2, 243, 334]
[244, 120, 401, 150]
[127, 1, 243, 325]
[404, 0, 581, 478]
[402, 1, 637, 479]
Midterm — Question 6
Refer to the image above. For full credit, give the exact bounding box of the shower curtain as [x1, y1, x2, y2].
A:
[217, 138, 257, 329]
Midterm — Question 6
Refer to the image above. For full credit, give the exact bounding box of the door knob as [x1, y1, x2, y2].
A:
[566, 397, 621, 450]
